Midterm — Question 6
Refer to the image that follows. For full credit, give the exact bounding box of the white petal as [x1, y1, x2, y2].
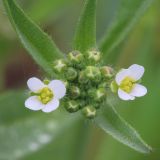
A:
[27, 77, 45, 92]
[48, 80, 66, 99]
[115, 69, 130, 85]
[42, 99, 59, 113]
[128, 64, 144, 81]
[25, 96, 43, 111]
[118, 89, 135, 101]
[130, 84, 147, 97]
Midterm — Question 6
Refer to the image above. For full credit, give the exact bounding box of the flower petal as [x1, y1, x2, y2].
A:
[115, 69, 129, 85]
[42, 99, 59, 113]
[27, 77, 45, 92]
[130, 84, 147, 97]
[118, 89, 135, 101]
[48, 80, 66, 99]
[128, 64, 144, 81]
[25, 96, 43, 111]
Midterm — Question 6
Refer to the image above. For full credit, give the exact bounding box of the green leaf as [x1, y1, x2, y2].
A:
[3, 0, 64, 76]
[27, 0, 73, 23]
[95, 105, 152, 153]
[22, 120, 92, 160]
[0, 91, 80, 159]
[100, 0, 154, 60]
[0, 91, 30, 125]
[73, 0, 97, 52]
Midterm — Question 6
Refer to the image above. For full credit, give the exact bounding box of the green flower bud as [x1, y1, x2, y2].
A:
[78, 71, 88, 84]
[64, 100, 79, 113]
[94, 88, 107, 102]
[69, 86, 80, 99]
[88, 88, 107, 102]
[85, 66, 101, 82]
[110, 80, 118, 93]
[68, 50, 83, 63]
[100, 66, 114, 78]
[82, 105, 96, 119]
[65, 67, 77, 81]
[52, 59, 67, 73]
[87, 50, 101, 63]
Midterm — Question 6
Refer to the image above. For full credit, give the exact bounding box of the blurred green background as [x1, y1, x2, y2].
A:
[0, 0, 160, 159]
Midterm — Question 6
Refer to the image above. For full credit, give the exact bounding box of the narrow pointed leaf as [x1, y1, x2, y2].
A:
[28, 0, 73, 23]
[73, 0, 97, 52]
[100, 0, 154, 60]
[0, 91, 31, 125]
[3, 0, 64, 76]
[0, 91, 80, 159]
[22, 121, 91, 160]
[95, 105, 152, 153]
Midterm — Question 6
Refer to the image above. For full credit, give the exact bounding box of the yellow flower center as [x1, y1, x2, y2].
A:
[120, 77, 135, 93]
[38, 87, 54, 104]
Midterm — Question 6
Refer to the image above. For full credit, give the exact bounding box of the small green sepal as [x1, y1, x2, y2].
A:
[43, 79, 50, 85]
[110, 80, 118, 93]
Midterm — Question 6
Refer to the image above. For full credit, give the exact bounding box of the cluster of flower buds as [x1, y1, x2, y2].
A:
[52, 50, 114, 119]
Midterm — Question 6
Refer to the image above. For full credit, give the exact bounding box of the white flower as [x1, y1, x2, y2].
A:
[115, 64, 147, 101]
[25, 77, 66, 113]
